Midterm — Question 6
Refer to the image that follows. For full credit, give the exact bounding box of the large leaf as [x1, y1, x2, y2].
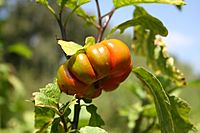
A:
[109, 6, 168, 37]
[86, 104, 105, 127]
[79, 126, 108, 133]
[33, 81, 61, 132]
[34, 107, 55, 133]
[113, 0, 185, 8]
[58, 40, 83, 56]
[169, 96, 195, 133]
[132, 6, 186, 87]
[133, 67, 175, 133]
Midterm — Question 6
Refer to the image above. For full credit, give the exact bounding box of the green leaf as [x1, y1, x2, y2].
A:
[33, 81, 61, 107]
[132, 6, 186, 88]
[73, 8, 96, 25]
[110, 6, 168, 36]
[36, 0, 48, 6]
[133, 67, 175, 133]
[86, 104, 105, 127]
[58, 40, 83, 56]
[34, 107, 55, 133]
[57, 0, 96, 25]
[60, 96, 76, 117]
[7, 43, 32, 59]
[50, 117, 65, 133]
[112, 0, 186, 8]
[57, 0, 91, 6]
[33, 81, 61, 132]
[169, 96, 195, 133]
[79, 126, 108, 133]
[84, 36, 96, 48]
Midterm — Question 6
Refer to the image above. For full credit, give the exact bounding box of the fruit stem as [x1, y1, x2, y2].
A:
[72, 98, 81, 132]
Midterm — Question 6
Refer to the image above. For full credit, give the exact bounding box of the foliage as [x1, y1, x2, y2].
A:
[1, 0, 200, 133]
[0, 5, 33, 129]
[33, 81, 105, 132]
[112, 0, 185, 8]
[133, 67, 194, 132]
[33, 81, 61, 132]
[31, 0, 199, 132]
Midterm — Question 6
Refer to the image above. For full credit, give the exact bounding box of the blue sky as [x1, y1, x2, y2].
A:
[82, 0, 200, 74]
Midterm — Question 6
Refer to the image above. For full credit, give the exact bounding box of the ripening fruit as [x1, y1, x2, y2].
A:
[57, 39, 132, 99]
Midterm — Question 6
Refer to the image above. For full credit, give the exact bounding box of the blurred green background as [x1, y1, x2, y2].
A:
[0, 0, 199, 133]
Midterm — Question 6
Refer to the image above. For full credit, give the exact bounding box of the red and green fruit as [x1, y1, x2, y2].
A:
[57, 39, 132, 99]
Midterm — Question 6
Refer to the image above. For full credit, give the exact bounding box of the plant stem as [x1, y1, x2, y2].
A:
[72, 98, 81, 132]
[95, 0, 102, 42]
[95, 0, 115, 42]
[57, 104, 68, 132]
[57, 11, 67, 40]
[60, 113, 68, 132]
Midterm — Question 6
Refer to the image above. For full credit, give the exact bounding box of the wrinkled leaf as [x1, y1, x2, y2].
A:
[58, 40, 83, 56]
[109, 6, 167, 38]
[34, 107, 54, 133]
[8, 43, 32, 59]
[33, 81, 61, 132]
[132, 6, 186, 88]
[169, 96, 195, 133]
[113, 0, 185, 8]
[156, 75, 175, 92]
[33, 81, 61, 107]
[133, 67, 175, 133]
[86, 104, 105, 127]
[79, 126, 108, 133]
